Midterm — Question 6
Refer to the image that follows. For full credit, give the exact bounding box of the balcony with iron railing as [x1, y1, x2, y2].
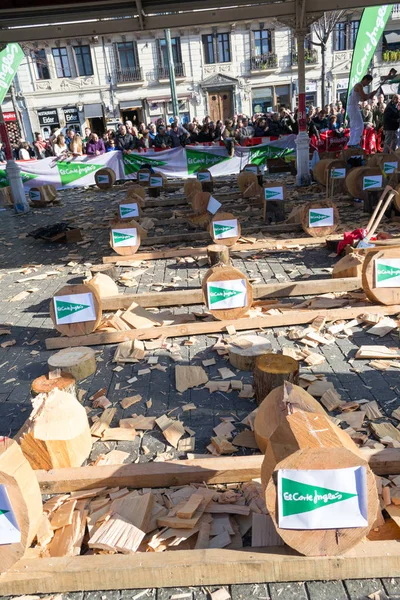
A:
[291, 48, 318, 66]
[158, 63, 186, 80]
[382, 49, 400, 62]
[116, 66, 143, 84]
[250, 52, 278, 72]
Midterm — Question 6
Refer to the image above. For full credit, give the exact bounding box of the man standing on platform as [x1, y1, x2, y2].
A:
[347, 74, 377, 148]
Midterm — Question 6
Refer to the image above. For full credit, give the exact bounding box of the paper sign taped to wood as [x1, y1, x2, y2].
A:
[309, 207, 334, 227]
[138, 171, 150, 182]
[54, 292, 96, 325]
[277, 467, 368, 530]
[119, 203, 139, 219]
[29, 189, 41, 201]
[112, 228, 138, 247]
[331, 168, 346, 179]
[375, 258, 400, 287]
[150, 175, 163, 188]
[363, 175, 383, 190]
[207, 279, 247, 309]
[197, 171, 211, 182]
[264, 187, 284, 201]
[212, 219, 238, 240]
[244, 165, 258, 174]
[383, 162, 398, 174]
[0, 485, 21, 545]
[207, 196, 222, 214]
[97, 174, 109, 184]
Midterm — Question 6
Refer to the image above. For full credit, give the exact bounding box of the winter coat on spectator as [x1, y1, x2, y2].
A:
[383, 101, 400, 131]
[116, 132, 143, 151]
[86, 139, 106, 155]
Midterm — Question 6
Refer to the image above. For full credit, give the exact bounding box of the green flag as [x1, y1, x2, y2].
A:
[347, 6, 392, 108]
[0, 44, 24, 105]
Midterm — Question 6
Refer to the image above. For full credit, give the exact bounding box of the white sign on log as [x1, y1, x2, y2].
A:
[207, 279, 247, 309]
[197, 171, 211, 182]
[119, 203, 139, 219]
[375, 258, 400, 287]
[212, 219, 239, 240]
[309, 207, 334, 227]
[331, 168, 346, 179]
[53, 292, 96, 325]
[29, 189, 41, 201]
[112, 228, 138, 248]
[244, 165, 258, 174]
[383, 162, 398, 174]
[363, 175, 383, 190]
[138, 171, 150, 182]
[0, 485, 21, 545]
[278, 467, 368, 530]
[150, 175, 163, 188]
[207, 196, 222, 214]
[97, 174, 109, 184]
[264, 187, 284, 201]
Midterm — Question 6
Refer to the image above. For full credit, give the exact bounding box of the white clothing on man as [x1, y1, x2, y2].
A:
[347, 86, 364, 146]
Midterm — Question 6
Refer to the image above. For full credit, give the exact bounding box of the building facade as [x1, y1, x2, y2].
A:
[3, 5, 400, 140]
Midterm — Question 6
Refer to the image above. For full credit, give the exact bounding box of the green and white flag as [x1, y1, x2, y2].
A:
[0, 44, 24, 105]
[363, 175, 382, 190]
[207, 279, 247, 309]
[29, 189, 41, 201]
[347, 6, 392, 108]
[244, 165, 259, 174]
[383, 162, 398, 174]
[150, 175, 163, 188]
[207, 196, 222, 215]
[0, 484, 21, 544]
[112, 228, 138, 247]
[197, 171, 211, 182]
[138, 171, 150, 182]
[119, 203, 139, 219]
[97, 174, 109, 184]
[331, 168, 346, 179]
[212, 219, 238, 240]
[278, 467, 368, 529]
[309, 207, 334, 227]
[375, 258, 400, 287]
[54, 292, 96, 325]
[264, 187, 284, 201]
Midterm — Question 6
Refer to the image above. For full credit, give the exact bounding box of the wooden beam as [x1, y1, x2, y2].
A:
[103, 235, 339, 263]
[45, 304, 400, 350]
[1, 542, 400, 594]
[102, 277, 362, 310]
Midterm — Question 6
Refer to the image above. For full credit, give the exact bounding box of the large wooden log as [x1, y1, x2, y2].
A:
[50, 283, 102, 337]
[28, 184, 57, 204]
[48, 347, 97, 381]
[19, 389, 92, 470]
[191, 191, 211, 215]
[126, 186, 146, 202]
[263, 411, 379, 556]
[207, 244, 230, 267]
[313, 159, 346, 186]
[362, 247, 400, 305]
[228, 334, 271, 371]
[301, 199, 340, 238]
[89, 273, 119, 299]
[237, 171, 258, 196]
[110, 219, 141, 256]
[209, 212, 241, 247]
[184, 178, 202, 201]
[31, 372, 76, 398]
[254, 382, 326, 453]
[346, 167, 383, 201]
[197, 169, 213, 193]
[95, 167, 116, 190]
[253, 354, 299, 406]
[90, 264, 118, 281]
[202, 264, 253, 320]
[0, 438, 43, 575]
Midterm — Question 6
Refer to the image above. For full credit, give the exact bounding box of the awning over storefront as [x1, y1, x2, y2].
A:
[119, 101, 143, 109]
[84, 103, 103, 118]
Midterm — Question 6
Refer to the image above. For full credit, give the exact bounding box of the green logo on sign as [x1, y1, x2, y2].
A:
[209, 286, 243, 304]
[376, 263, 400, 283]
[310, 211, 330, 224]
[281, 477, 357, 516]
[265, 189, 281, 199]
[120, 206, 136, 216]
[249, 145, 294, 166]
[364, 177, 380, 189]
[123, 154, 167, 175]
[0, 508, 10, 516]
[214, 224, 234, 236]
[384, 163, 396, 174]
[0, 169, 38, 189]
[186, 149, 229, 175]
[113, 231, 136, 244]
[55, 299, 90, 320]
[56, 161, 101, 186]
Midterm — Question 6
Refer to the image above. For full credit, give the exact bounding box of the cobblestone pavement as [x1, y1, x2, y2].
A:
[1, 182, 400, 600]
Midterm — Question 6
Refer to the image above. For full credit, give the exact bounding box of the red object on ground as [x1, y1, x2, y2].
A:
[337, 228, 368, 255]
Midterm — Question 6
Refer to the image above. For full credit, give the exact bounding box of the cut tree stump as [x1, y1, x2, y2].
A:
[228, 334, 271, 371]
[19, 389, 92, 470]
[126, 185, 146, 200]
[95, 168, 116, 190]
[313, 159, 346, 186]
[110, 219, 141, 256]
[50, 283, 102, 337]
[209, 212, 241, 247]
[31, 373, 76, 398]
[238, 172, 258, 196]
[0, 438, 42, 574]
[207, 244, 231, 267]
[202, 264, 253, 320]
[332, 253, 364, 279]
[345, 166, 383, 201]
[28, 184, 57, 204]
[253, 354, 299, 406]
[301, 199, 340, 238]
[263, 410, 379, 556]
[89, 273, 119, 299]
[184, 179, 202, 201]
[362, 247, 400, 305]
[90, 264, 118, 281]
[48, 347, 96, 381]
[191, 191, 211, 215]
[254, 382, 326, 453]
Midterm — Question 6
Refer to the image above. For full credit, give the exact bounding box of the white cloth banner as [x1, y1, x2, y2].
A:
[0, 135, 296, 190]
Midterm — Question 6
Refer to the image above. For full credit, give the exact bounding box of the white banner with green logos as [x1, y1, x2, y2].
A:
[0, 135, 297, 190]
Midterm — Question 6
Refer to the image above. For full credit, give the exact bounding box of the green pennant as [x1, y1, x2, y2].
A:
[209, 285, 243, 305]
[213, 224, 235, 236]
[186, 148, 229, 175]
[265, 189, 281, 199]
[281, 477, 357, 517]
[55, 299, 90, 320]
[123, 154, 167, 175]
[56, 161, 101, 186]
[376, 262, 400, 283]
[0, 169, 38, 189]
[309, 211, 330, 224]
[363, 177, 381, 189]
[113, 231, 136, 245]
[120, 206, 137, 217]
[0, 509, 10, 516]
[249, 144, 294, 166]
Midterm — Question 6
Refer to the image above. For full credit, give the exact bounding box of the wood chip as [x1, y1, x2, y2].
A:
[120, 395, 142, 409]
[363, 400, 383, 420]
[231, 430, 258, 449]
[175, 365, 208, 392]
[218, 367, 236, 380]
[320, 388, 344, 412]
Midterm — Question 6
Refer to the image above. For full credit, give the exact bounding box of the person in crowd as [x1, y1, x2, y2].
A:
[268, 113, 285, 136]
[279, 108, 296, 133]
[238, 117, 255, 142]
[223, 119, 235, 139]
[65, 128, 75, 149]
[70, 133, 83, 156]
[82, 127, 92, 152]
[125, 120, 134, 135]
[153, 125, 172, 149]
[53, 133, 68, 156]
[18, 142, 31, 160]
[254, 117, 269, 137]
[106, 139, 117, 152]
[148, 123, 157, 141]
[187, 122, 198, 143]
[115, 124, 143, 153]
[86, 133, 105, 156]
[383, 94, 400, 152]
[197, 124, 213, 143]
[362, 102, 374, 128]
[306, 114, 320, 141]
[141, 130, 152, 148]
[328, 115, 343, 135]
[373, 103, 386, 152]
[33, 132, 52, 159]
[312, 110, 329, 132]
[138, 122, 146, 138]
[0, 142, 6, 162]
[169, 123, 183, 148]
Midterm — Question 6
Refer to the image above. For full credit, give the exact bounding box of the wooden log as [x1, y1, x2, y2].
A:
[253, 354, 299, 406]
[346, 167, 383, 201]
[126, 185, 146, 201]
[202, 265, 253, 321]
[0, 186, 14, 207]
[263, 411, 379, 556]
[31, 373, 76, 398]
[209, 212, 241, 247]
[0, 438, 42, 575]
[48, 346, 96, 381]
[254, 382, 326, 453]
[28, 184, 57, 204]
[191, 191, 211, 215]
[184, 178, 202, 200]
[301, 199, 340, 238]
[313, 159, 346, 186]
[50, 283, 102, 337]
[90, 264, 118, 281]
[362, 247, 400, 305]
[88, 273, 119, 299]
[19, 389, 92, 470]
[197, 169, 213, 193]
[95, 168, 116, 190]
[341, 148, 366, 163]
[110, 219, 141, 256]
[368, 153, 398, 170]
[207, 244, 230, 267]
[332, 253, 364, 279]
[228, 334, 271, 371]
[237, 171, 258, 195]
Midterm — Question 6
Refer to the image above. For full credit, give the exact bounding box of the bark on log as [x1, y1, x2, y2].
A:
[228, 334, 271, 371]
[202, 264, 253, 320]
[95, 167, 116, 190]
[362, 247, 400, 306]
[253, 354, 299, 406]
[207, 244, 231, 267]
[90, 264, 118, 281]
[50, 283, 102, 337]
[48, 347, 97, 381]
